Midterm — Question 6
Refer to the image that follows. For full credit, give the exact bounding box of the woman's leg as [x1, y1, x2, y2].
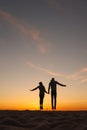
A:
[40, 94, 44, 109]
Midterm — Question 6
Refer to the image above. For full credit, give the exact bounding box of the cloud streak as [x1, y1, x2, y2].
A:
[26, 62, 87, 83]
[81, 68, 87, 73]
[66, 68, 87, 83]
[26, 62, 65, 77]
[0, 9, 50, 54]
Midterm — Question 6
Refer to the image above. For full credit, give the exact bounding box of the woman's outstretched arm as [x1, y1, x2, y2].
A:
[30, 86, 39, 91]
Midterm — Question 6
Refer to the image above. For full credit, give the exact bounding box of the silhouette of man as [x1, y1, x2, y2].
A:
[30, 82, 48, 110]
[48, 78, 66, 110]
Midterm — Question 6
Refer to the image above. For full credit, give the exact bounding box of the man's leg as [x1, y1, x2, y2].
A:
[51, 93, 54, 109]
[54, 94, 57, 109]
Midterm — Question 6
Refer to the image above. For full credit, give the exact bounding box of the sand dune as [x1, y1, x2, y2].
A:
[0, 110, 87, 130]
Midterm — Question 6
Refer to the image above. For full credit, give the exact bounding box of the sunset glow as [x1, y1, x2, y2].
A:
[0, 0, 87, 111]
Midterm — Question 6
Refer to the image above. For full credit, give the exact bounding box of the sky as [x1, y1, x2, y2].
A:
[0, 0, 87, 110]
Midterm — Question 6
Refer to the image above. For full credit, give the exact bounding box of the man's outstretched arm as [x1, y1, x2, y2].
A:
[57, 81, 66, 87]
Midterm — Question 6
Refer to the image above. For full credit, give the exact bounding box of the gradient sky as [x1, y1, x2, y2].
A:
[0, 0, 87, 110]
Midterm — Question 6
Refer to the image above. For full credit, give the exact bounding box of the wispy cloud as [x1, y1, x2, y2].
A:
[66, 68, 87, 82]
[0, 10, 29, 35]
[26, 61, 87, 83]
[26, 62, 65, 77]
[66, 71, 81, 80]
[38, 42, 51, 54]
[30, 28, 41, 42]
[0, 9, 51, 54]
[81, 68, 87, 73]
[81, 78, 87, 83]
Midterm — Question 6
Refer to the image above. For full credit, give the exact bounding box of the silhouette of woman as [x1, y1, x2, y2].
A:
[30, 82, 48, 110]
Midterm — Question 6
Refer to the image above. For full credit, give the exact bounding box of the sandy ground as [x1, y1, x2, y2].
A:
[0, 110, 87, 130]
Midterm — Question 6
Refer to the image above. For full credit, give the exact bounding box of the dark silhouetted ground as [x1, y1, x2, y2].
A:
[0, 110, 87, 130]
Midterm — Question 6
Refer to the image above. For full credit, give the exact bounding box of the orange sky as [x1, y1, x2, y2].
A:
[0, 1, 87, 111]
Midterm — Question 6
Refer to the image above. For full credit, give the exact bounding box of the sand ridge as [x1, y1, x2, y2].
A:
[0, 110, 87, 130]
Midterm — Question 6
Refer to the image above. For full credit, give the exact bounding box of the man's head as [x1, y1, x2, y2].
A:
[39, 82, 43, 85]
[51, 78, 55, 81]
